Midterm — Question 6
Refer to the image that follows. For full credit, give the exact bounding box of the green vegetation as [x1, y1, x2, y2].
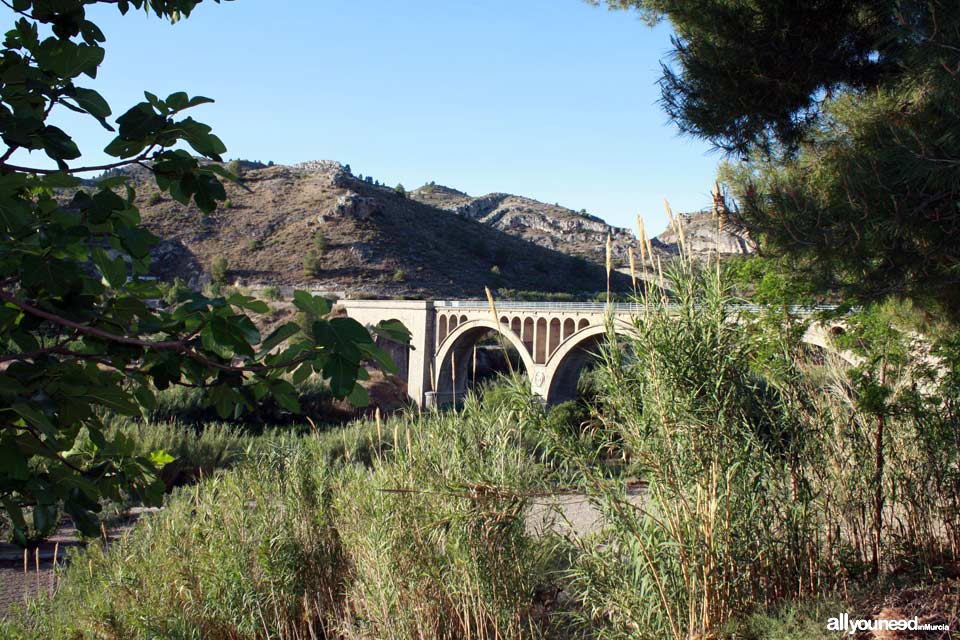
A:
[0, 0, 408, 544]
[303, 249, 323, 277]
[313, 229, 328, 252]
[599, 0, 960, 317]
[260, 285, 282, 301]
[395, 183, 407, 197]
[247, 238, 263, 252]
[5, 255, 957, 638]
[392, 268, 407, 283]
[209, 255, 230, 284]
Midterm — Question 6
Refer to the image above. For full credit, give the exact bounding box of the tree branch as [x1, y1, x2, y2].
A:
[0, 145, 157, 176]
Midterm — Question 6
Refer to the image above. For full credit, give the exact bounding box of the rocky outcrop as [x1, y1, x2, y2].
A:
[655, 211, 753, 256]
[328, 194, 382, 221]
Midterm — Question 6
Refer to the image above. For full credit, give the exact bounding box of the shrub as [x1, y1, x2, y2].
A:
[157, 277, 190, 306]
[303, 249, 322, 277]
[5, 392, 558, 639]
[490, 265, 502, 276]
[392, 268, 407, 283]
[261, 285, 281, 301]
[209, 256, 229, 284]
[394, 183, 407, 197]
[313, 230, 327, 252]
[246, 238, 262, 252]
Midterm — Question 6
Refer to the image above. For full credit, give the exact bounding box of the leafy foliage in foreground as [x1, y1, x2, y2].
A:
[0, 0, 409, 545]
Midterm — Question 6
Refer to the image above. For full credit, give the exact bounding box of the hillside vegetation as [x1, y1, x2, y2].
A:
[114, 161, 635, 298]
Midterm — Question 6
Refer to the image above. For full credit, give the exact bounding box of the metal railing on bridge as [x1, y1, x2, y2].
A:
[435, 300, 841, 315]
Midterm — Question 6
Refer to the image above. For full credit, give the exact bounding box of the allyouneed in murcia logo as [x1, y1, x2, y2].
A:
[827, 613, 950, 635]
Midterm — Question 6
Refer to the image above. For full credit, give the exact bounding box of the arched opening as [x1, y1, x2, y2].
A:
[548, 318, 562, 357]
[438, 315, 448, 343]
[522, 318, 534, 354]
[563, 318, 575, 340]
[449, 315, 459, 332]
[435, 323, 530, 407]
[546, 329, 607, 405]
[459, 314, 468, 325]
[535, 318, 548, 363]
[577, 318, 590, 331]
[511, 317, 522, 337]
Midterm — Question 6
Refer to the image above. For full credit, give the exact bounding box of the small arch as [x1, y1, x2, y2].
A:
[511, 316, 522, 337]
[500, 315, 510, 327]
[449, 315, 459, 332]
[577, 318, 590, 331]
[460, 314, 468, 325]
[522, 318, 534, 354]
[563, 318, 575, 340]
[535, 318, 548, 364]
[548, 318, 562, 358]
[438, 315, 448, 343]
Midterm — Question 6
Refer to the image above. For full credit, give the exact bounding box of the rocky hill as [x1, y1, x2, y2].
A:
[410, 183, 752, 265]
[117, 161, 632, 298]
[410, 183, 640, 265]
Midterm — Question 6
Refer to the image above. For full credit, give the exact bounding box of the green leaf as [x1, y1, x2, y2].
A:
[72, 87, 114, 129]
[91, 248, 128, 288]
[346, 384, 370, 407]
[292, 290, 331, 317]
[270, 380, 301, 413]
[259, 322, 300, 355]
[373, 319, 412, 345]
[0, 442, 30, 481]
[147, 449, 175, 469]
[359, 342, 398, 374]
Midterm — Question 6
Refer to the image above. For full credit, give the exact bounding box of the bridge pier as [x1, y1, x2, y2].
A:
[339, 300, 435, 406]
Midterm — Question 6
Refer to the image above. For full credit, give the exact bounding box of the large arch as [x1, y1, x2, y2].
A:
[543, 325, 609, 405]
[435, 319, 536, 403]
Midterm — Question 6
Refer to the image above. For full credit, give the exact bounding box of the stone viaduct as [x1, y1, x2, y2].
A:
[340, 300, 849, 407]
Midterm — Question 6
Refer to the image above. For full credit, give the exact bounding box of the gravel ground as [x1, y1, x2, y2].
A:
[525, 485, 645, 538]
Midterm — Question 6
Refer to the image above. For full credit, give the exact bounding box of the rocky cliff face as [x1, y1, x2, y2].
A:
[654, 211, 754, 257]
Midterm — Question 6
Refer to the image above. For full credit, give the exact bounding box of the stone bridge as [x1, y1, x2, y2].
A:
[340, 300, 848, 407]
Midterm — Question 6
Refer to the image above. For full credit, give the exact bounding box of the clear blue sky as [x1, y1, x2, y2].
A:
[13, 0, 724, 235]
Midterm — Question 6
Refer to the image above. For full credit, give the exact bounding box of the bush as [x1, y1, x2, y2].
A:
[209, 256, 229, 284]
[157, 277, 190, 306]
[490, 265, 502, 276]
[5, 394, 558, 639]
[246, 238, 262, 252]
[313, 230, 327, 252]
[303, 249, 322, 277]
[394, 183, 406, 197]
[261, 285, 281, 301]
[392, 268, 407, 283]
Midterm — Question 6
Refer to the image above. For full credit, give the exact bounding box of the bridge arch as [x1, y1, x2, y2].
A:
[543, 325, 609, 404]
[435, 319, 536, 402]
